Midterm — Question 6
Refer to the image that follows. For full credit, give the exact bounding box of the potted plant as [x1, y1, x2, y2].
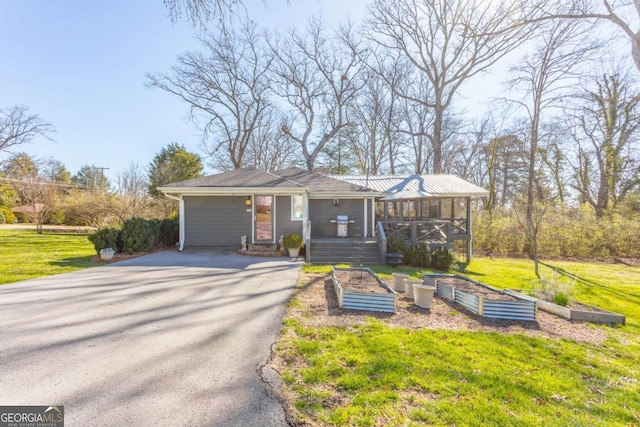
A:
[283, 233, 303, 257]
[99, 247, 115, 260]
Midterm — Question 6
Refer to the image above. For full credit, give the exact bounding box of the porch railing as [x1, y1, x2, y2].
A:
[380, 220, 452, 247]
[304, 219, 312, 262]
[376, 221, 387, 264]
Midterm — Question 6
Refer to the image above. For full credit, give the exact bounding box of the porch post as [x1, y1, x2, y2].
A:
[466, 196, 472, 261]
[363, 198, 368, 238]
[371, 198, 376, 236]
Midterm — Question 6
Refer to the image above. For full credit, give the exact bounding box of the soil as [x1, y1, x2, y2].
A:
[288, 272, 609, 345]
[528, 290, 606, 313]
[437, 277, 518, 301]
[333, 269, 390, 294]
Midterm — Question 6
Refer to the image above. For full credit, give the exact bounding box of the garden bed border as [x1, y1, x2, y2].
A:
[423, 273, 537, 321]
[332, 267, 398, 313]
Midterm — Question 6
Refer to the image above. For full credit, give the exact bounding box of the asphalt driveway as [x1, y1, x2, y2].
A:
[0, 251, 303, 426]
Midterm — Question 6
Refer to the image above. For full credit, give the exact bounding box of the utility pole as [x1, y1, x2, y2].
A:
[97, 166, 109, 190]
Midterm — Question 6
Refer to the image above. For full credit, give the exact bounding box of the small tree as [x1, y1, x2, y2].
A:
[148, 143, 203, 198]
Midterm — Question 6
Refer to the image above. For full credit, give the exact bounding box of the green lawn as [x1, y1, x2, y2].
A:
[0, 230, 96, 285]
[282, 258, 640, 426]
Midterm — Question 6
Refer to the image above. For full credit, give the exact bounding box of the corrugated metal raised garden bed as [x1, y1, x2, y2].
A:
[505, 289, 626, 325]
[332, 267, 397, 313]
[423, 274, 537, 321]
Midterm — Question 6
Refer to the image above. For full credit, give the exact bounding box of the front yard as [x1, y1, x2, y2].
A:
[274, 259, 640, 426]
[0, 230, 96, 285]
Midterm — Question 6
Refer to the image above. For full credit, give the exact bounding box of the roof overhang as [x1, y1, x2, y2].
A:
[309, 192, 381, 199]
[379, 192, 489, 198]
[157, 186, 308, 196]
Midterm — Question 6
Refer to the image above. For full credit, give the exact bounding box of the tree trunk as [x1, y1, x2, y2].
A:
[432, 106, 443, 174]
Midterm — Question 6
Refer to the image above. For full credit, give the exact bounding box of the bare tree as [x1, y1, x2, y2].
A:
[348, 67, 402, 174]
[366, 0, 533, 174]
[148, 21, 273, 170]
[529, 0, 640, 74]
[271, 19, 366, 171]
[567, 68, 640, 216]
[116, 162, 152, 220]
[244, 110, 299, 171]
[505, 19, 600, 253]
[164, 0, 243, 26]
[0, 106, 54, 156]
[18, 175, 55, 234]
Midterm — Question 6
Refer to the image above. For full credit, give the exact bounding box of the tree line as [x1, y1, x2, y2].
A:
[0, 143, 203, 232]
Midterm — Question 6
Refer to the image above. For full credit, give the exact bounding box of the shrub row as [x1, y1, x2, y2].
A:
[387, 236, 454, 271]
[88, 216, 179, 255]
[473, 206, 640, 259]
[0, 207, 17, 224]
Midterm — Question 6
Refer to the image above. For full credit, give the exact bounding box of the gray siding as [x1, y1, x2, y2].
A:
[184, 196, 251, 248]
[275, 195, 302, 239]
[309, 198, 366, 238]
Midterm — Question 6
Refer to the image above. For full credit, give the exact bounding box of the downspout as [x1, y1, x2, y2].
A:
[164, 193, 185, 251]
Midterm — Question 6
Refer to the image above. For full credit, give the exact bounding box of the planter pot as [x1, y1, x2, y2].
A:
[100, 251, 115, 260]
[392, 272, 409, 292]
[287, 247, 300, 258]
[413, 284, 436, 309]
[404, 278, 423, 299]
[386, 253, 404, 266]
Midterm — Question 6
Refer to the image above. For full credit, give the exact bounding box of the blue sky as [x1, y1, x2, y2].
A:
[0, 0, 368, 181]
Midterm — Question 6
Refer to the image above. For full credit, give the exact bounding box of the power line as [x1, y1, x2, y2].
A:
[0, 176, 105, 191]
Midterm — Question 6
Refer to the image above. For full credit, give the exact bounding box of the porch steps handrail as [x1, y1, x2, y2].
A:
[377, 221, 387, 264]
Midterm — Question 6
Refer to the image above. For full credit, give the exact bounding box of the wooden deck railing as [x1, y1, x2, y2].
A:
[380, 220, 452, 247]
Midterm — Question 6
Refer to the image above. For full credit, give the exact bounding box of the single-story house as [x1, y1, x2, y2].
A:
[158, 167, 488, 264]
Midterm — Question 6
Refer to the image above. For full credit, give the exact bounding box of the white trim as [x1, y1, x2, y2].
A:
[158, 186, 305, 196]
[253, 194, 276, 244]
[363, 198, 368, 238]
[163, 193, 185, 250]
[371, 197, 376, 236]
[272, 195, 277, 244]
[250, 195, 255, 244]
[291, 194, 304, 221]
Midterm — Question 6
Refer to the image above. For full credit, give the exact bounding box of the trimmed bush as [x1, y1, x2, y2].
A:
[405, 242, 431, 268]
[120, 217, 155, 254]
[46, 209, 65, 225]
[387, 235, 408, 255]
[0, 207, 17, 224]
[160, 217, 179, 246]
[148, 218, 162, 246]
[431, 246, 454, 271]
[88, 227, 121, 254]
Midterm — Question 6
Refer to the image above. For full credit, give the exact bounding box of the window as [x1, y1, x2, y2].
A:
[454, 197, 467, 219]
[291, 194, 304, 220]
[440, 198, 452, 219]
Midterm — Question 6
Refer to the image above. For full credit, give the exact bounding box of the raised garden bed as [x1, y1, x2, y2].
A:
[332, 267, 397, 313]
[424, 274, 537, 321]
[505, 289, 626, 325]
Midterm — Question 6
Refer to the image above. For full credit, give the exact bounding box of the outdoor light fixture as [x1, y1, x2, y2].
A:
[245, 196, 252, 207]
[333, 199, 339, 206]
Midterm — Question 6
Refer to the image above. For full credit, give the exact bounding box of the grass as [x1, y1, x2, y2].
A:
[0, 230, 96, 285]
[285, 257, 640, 425]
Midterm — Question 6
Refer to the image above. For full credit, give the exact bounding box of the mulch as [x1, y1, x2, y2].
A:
[288, 272, 609, 344]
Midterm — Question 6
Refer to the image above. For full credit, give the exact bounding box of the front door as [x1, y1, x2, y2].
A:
[255, 195, 274, 242]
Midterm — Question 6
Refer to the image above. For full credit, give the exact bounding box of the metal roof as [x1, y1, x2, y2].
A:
[328, 174, 489, 197]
